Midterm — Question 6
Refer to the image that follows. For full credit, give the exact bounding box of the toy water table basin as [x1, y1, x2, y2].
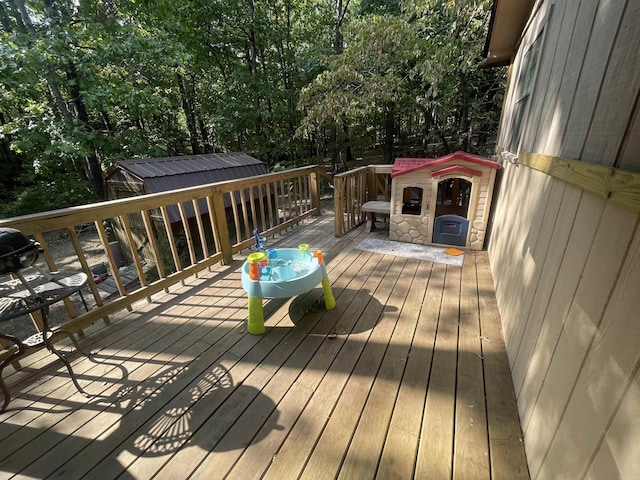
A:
[241, 247, 336, 334]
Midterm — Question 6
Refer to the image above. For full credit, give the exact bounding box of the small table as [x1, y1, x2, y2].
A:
[0, 271, 91, 411]
[361, 201, 391, 232]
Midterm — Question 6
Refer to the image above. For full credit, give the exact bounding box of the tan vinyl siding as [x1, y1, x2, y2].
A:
[488, 1, 640, 479]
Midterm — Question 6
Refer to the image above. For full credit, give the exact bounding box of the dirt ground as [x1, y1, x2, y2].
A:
[43, 224, 110, 273]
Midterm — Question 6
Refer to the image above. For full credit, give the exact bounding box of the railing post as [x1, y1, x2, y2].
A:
[310, 167, 320, 216]
[211, 188, 234, 265]
[334, 175, 344, 237]
[367, 166, 376, 202]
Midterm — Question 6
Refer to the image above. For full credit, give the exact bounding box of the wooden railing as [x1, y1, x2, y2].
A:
[333, 165, 392, 237]
[0, 165, 328, 363]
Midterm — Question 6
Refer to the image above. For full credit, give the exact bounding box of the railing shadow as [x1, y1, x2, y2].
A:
[0, 345, 282, 477]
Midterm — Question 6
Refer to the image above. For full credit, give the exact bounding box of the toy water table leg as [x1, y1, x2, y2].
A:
[313, 250, 336, 310]
[321, 277, 336, 310]
[247, 251, 267, 335]
[247, 296, 265, 335]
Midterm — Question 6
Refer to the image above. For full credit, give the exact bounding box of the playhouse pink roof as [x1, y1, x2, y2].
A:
[391, 151, 500, 178]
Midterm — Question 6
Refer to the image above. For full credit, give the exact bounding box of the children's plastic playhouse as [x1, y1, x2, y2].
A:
[388, 151, 500, 250]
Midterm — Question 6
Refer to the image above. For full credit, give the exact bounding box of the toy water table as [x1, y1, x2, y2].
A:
[241, 244, 336, 334]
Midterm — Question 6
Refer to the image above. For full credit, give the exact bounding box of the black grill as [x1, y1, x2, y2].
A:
[0, 227, 41, 276]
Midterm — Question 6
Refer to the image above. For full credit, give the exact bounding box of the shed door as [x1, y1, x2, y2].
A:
[432, 214, 469, 246]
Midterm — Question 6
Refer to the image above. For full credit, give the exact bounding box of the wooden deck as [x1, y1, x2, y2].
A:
[0, 214, 529, 479]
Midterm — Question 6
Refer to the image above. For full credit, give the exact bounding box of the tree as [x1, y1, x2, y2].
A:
[299, 14, 415, 163]
[0, 0, 189, 210]
[298, 0, 505, 162]
[0, 0, 505, 218]
[409, 0, 505, 152]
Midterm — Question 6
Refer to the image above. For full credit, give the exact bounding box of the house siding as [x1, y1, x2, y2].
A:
[488, 1, 640, 479]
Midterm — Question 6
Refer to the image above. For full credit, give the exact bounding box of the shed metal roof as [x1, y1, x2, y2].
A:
[110, 153, 266, 193]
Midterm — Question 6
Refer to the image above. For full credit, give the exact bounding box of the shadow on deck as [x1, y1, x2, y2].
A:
[0, 213, 529, 479]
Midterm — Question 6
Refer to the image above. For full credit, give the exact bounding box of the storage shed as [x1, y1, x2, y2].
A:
[388, 151, 500, 250]
[104, 153, 267, 267]
[105, 153, 267, 221]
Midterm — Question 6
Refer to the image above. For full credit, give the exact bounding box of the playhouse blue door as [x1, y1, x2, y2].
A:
[432, 214, 469, 246]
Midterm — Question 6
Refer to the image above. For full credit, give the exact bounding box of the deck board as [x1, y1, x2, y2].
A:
[416, 264, 460, 479]
[299, 255, 406, 480]
[0, 214, 529, 479]
[376, 261, 440, 480]
[454, 253, 490, 479]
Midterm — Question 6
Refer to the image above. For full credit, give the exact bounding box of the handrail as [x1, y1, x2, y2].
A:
[0, 165, 328, 363]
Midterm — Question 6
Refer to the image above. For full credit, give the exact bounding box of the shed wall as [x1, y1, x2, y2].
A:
[488, 1, 640, 479]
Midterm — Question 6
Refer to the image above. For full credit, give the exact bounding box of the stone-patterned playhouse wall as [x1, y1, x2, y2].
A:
[389, 172, 433, 244]
[388, 160, 497, 250]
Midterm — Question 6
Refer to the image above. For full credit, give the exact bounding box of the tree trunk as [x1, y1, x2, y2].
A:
[176, 72, 200, 154]
[334, 0, 351, 55]
[12, 0, 73, 124]
[199, 117, 213, 153]
[329, 0, 350, 169]
[459, 73, 470, 151]
[0, 113, 22, 193]
[343, 121, 353, 163]
[435, 122, 450, 152]
[15, 0, 105, 198]
[101, 110, 114, 134]
[384, 103, 395, 163]
[247, 0, 264, 150]
[66, 62, 104, 198]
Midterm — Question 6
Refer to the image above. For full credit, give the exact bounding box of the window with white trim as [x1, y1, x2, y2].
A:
[507, 32, 542, 153]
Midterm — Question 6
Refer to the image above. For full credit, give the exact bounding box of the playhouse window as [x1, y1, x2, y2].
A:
[402, 187, 423, 215]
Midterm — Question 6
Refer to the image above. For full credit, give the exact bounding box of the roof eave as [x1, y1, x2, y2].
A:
[482, 0, 537, 68]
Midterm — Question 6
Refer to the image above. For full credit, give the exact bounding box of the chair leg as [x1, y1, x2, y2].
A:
[46, 340, 91, 398]
[49, 329, 91, 358]
[0, 362, 12, 412]
[365, 212, 376, 232]
[0, 333, 28, 412]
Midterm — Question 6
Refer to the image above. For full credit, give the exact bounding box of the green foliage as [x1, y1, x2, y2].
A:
[299, 14, 413, 124]
[0, 0, 505, 219]
[0, 173, 94, 217]
[358, 0, 402, 15]
[298, 0, 506, 158]
[0, 0, 191, 206]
